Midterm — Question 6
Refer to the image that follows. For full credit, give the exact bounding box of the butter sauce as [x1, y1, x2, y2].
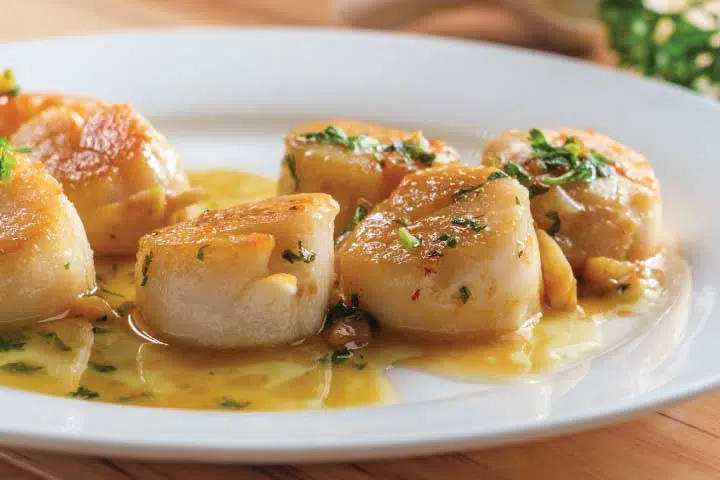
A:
[0, 169, 665, 410]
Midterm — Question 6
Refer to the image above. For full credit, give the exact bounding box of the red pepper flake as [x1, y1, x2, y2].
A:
[423, 267, 436, 277]
[411, 289, 420, 301]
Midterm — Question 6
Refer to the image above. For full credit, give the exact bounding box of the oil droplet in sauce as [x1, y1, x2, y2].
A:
[0, 169, 667, 410]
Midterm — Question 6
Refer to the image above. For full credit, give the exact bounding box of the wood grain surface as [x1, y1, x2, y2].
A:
[1, 0, 718, 478]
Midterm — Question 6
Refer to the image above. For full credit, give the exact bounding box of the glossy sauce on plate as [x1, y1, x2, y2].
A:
[0, 169, 664, 410]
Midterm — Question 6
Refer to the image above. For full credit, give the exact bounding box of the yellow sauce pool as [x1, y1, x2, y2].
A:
[0, 169, 654, 410]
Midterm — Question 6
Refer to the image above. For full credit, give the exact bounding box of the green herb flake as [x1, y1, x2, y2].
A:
[89, 362, 117, 373]
[219, 397, 250, 409]
[398, 226, 422, 249]
[527, 129, 613, 187]
[451, 216, 487, 233]
[196, 244, 210, 261]
[39, 332, 71, 352]
[435, 232, 457, 248]
[299, 126, 384, 155]
[0, 137, 30, 181]
[341, 205, 368, 235]
[452, 171, 508, 202]
[617, 283, 631, 294]
[546, 210, 561, 236]
[0, 334, 25, 352]
[140, 252, 153, 286]
[284, 153, 299, 190]
[68, 386, 99, 400]
[64, 262, 70, 270]
[282, 240, 317, 264]
[459, 286, 471, 304]
[0, 362, 43, 374]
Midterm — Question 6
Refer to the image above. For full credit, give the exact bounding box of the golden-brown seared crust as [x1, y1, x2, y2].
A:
[280, 119, 458, 236]
[0, 156, 62, 254]
[148, 193, 340, 246]
[0, 92, 96, 138]
[11, 102, 197, 254]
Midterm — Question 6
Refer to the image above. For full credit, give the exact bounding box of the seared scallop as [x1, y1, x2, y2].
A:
[336, 164, 542, 339]
[11, 103, 203, 254]
[134, 193, 339, 349]
[278, 120, 458, 237]
[483, 128, 661, 269]
[0, 91, 96, 138]
[0, 149, 95, 325]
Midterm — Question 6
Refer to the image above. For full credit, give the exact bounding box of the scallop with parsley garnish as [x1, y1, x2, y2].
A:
[336, 164, 542, 339]
[279, 120, 458, 238]
[134, 193, 339, 349]
[0, 138, 96, 325]
[483, 128, 661, 273]
[11, 102, 204, 255]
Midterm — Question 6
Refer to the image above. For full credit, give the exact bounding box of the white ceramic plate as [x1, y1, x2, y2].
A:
[0, 28, 718, 463]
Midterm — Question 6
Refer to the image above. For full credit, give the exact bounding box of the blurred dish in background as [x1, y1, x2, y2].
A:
[334, 0, 719, 99]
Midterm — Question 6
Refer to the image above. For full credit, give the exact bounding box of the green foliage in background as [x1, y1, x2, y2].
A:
[599, 0, 720, 97]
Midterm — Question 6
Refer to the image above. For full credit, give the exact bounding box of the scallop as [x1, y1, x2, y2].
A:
[0, 153, 95, 325]
[336, 164, 542, 339]
[0, 91, 95, 138]
[11, 102, 203, 255]
[134, 193, 339, 349]
[483, 128, 661, 269]
[278, 120, 458, 237]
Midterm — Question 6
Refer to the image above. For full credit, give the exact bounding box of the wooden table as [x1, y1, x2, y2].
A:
[2, 1, 719, 478]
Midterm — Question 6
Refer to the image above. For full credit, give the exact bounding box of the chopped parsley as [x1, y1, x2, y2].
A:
[451, 216, 487, 233]
[64, 262, 70, 270]
[68, 386, 99, 400]
[39, 332, 71, 351]
[0, 69, 19, 96]
[459, 286, 471, 304]
[0, 334, 25, 352]
[89, 362, 117, 373]
[435, 232, 457, 248]
[386, 134, 437, 166]
[196, 244, 209, 261]
[528, 129, 613, 186]
[298, 126, 384, 155]
[282, 240, 316, 264]
[503, 162, 550, 197]
[452, 171, 508, 202]
[219, 397, 250, 409]
[0, 362, 43, 374]
[140, 252, 153, 286]
[298, 125, 438, 167]
[341, 205, 368, 235]
[116, 392, 152, 403]
[0, 137, 31, 181]
[398, 226, 421, 249]
[284, 153, 299, 190]
[546, 211, 561, 236]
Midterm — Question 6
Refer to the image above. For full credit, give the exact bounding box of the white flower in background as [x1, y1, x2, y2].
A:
[695, 76, 720, 98]
[696, 52, 715, 68]
[684, 3, 720, 31]
[654, 17, 676, 43]
[644, 0, 690, 14]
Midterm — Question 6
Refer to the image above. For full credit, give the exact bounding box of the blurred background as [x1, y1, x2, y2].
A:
[2, 0, 718, 98]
